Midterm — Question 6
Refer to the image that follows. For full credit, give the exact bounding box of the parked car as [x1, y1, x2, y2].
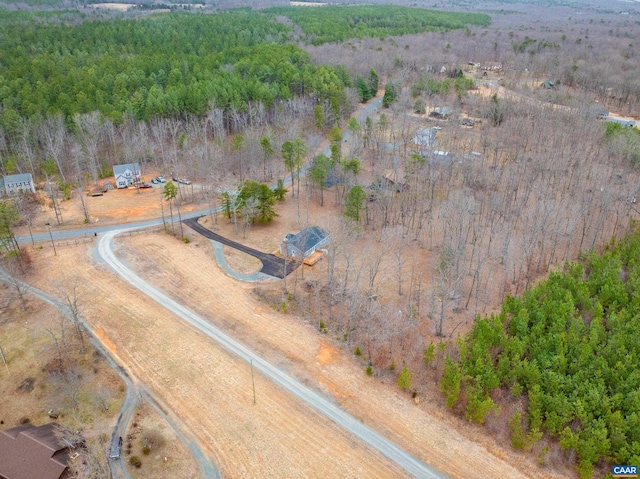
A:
[151, 178, 159, 184]
[177, 178, 191, 185]
[460, 118, 475, 127]
[140, 182, 153, 188]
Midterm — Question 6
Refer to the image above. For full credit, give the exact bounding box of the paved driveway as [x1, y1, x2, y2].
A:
[183, 218, 299, 279]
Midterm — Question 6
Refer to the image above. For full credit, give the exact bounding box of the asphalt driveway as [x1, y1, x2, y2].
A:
[183, 217, 299, 279]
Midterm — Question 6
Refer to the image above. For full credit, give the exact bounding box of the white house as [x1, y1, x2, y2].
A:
[113, 163, 141, 189]
[0, 173, 36, 197]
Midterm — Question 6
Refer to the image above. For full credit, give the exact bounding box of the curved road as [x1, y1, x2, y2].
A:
[98, 227, 446, 479]
[0, 268, 219, 479]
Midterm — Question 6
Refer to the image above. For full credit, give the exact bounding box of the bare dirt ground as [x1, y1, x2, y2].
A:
[13, 175, 574, 478]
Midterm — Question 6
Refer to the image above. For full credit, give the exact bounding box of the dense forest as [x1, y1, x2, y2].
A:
[2, 1, 640, 477]
[0, 10, 334, 121]
[266, 5, 490, 45]
[0, 7, 487, 123]
[440, 230, 640, 478]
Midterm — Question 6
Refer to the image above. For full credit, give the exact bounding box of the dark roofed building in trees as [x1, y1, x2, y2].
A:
[279, 226, 330, 261]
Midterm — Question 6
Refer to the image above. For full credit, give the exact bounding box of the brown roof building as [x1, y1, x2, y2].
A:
[0, 423, 71, 479]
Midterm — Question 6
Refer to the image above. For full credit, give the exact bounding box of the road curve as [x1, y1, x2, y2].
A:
[98, 228, 448, 479]
[0, 267, 218, 479]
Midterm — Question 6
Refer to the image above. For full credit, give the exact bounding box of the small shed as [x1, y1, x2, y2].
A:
[113, 163, 141, 189]
[0, 173, 36, 197]
[383, 169, 408, 193]
[280, 226, 330, 260]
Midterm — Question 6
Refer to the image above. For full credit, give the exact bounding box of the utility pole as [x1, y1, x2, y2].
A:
[45, 222, 57, 256]
[0, 342, 9, 376]
[250, 360, 256, 405]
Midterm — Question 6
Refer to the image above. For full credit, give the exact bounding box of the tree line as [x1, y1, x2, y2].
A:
[266, 5, 490, 46]
[0, 11, 353, 123]
[437, 229, 640, 478]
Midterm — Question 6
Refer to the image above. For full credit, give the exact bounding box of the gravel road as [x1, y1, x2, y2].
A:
[97, 228, 447, 479]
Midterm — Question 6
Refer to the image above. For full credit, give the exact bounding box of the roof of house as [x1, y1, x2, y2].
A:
[2, 173, 34, 184]
[113, 163, 140, 177]
[430, 107, 451, 117]
[383, 169, 406, 185]
[414, 128, 438, 145]
[284, 226, 330, 253]
[0, 423, 71, 479]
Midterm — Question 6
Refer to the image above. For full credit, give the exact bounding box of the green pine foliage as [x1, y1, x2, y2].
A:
[0, 11, 349, 122]
[266, 6, 490, 46]
[344, 185, 366, 222]
[446, 230, 640, 478]
[382, 82, 398, 107]
[397, 366, 413, 391]
[237, 180, 278, 223]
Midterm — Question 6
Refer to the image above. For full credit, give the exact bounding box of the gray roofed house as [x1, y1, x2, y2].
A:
[113, 162, 141, 189]
[0, 423, 72, 479]
[413, 128, 438, 148]
[429, 107, 451, 119]
[280, 226, 330, 260]
[0, 173, 36, 197]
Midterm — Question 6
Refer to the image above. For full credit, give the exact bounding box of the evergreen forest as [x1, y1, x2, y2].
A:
[265, 5, 490, 45]
[440, 229, 640, 478]
[0, 6, 487, 124]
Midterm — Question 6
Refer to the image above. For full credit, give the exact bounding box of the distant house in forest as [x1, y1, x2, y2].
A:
[0, 423, 72, 479]
[382, 169, 408, 193]
[413, 128, 438, 148]
[430, 107, 451, 119]
[280, 226, 330, 260]
[482, 62, 503, 71]
[113, 163, 141, 189]
[0, 173, 36, 197]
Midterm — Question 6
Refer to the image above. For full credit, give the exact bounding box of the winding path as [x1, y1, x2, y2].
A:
[97, 228, 447, 479]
